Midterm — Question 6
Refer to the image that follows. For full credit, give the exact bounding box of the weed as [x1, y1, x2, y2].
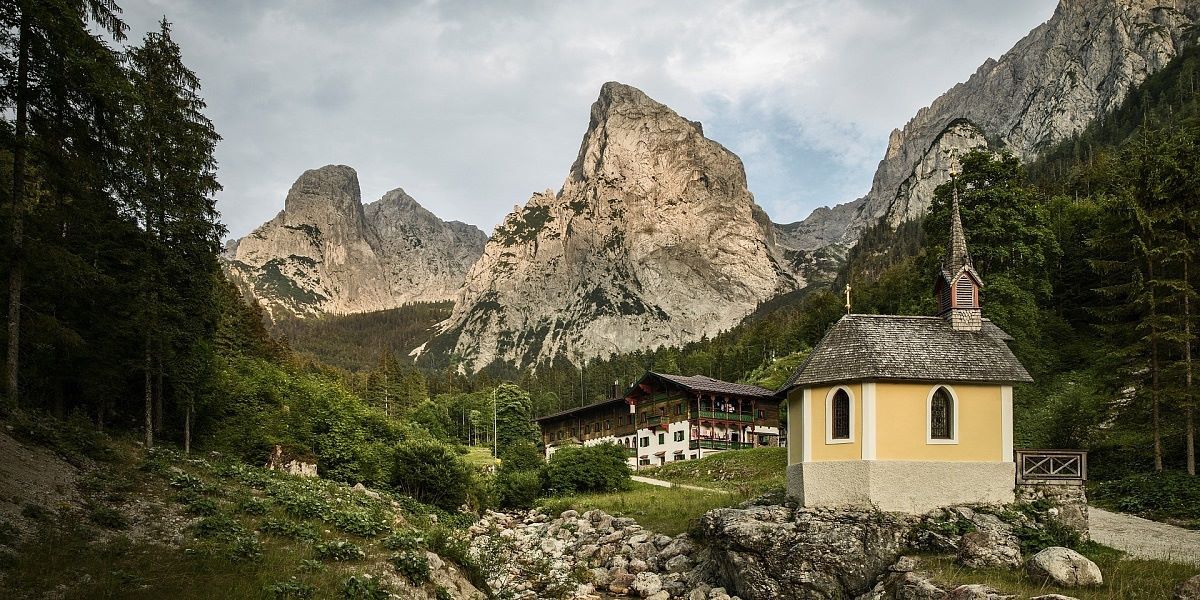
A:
[259, 517, 319, 542]
[315, 540, 365, 562]
[266, 578, 316, 599]
[191, 514, 245, 540]
[227, 534, 263, 561]
[381, 529, 424, 552]
[185, 498, 221, 517]
[340, 574, 390, 599]
[234, 496, 269, 516]
[390, 549, 430, 584]
[88, 505, 130, 529]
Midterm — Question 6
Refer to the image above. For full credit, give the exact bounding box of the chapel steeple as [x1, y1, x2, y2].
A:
[934, 174, 982, 331]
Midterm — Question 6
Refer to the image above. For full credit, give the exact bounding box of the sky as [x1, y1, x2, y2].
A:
[117, 0, 1057, 239]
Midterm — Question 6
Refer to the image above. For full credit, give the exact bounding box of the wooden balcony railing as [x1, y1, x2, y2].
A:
[690, 439, 754, 450]
[1016, 449, 1087, 484]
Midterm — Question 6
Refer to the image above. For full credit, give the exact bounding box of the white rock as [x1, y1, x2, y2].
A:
[1026, 547, 1103, 587]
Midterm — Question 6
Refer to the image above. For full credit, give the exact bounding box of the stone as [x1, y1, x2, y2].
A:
[433, 82, 804, 371]
[608, 571, 635, 595]
[956, 530, 1022, 569]
[666, 554, 693, 574]
[698, 504, 917, 599]
[224, 165, 487, 318]
[1029, 595, 1080, 600]
[1176, 575, 1200, 600]
[1026, 547, 1103, 587]
[948, 584, 1015, 600]
[631, 571, 662, 598]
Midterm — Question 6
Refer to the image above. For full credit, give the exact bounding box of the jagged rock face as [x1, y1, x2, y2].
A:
[224, 165, 486, 318]
[799, 0, 1200, 249]
[435, 82, 799, 371]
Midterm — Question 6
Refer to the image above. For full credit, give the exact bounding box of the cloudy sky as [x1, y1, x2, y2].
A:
[118, 0, 1055, 239]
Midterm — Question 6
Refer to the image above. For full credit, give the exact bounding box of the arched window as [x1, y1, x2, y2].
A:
[827, 387, 853, 442]
[928, 386, 957, 443]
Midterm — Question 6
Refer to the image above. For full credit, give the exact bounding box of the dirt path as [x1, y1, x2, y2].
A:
[630, 475, 731, 494]
[1088, 506, 1200, 565]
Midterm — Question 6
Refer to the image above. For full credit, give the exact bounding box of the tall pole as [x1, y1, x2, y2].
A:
[492, 387, 498, 459]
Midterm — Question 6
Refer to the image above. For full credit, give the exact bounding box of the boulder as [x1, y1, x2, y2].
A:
[1026, 547, 1103, 587]
[956, 530, 1022, 569]
[632, 572, 663, 597]
[699, 504, 918, 599]
[1176, 575, 1200, 600]
[948, 584, 1015, 600]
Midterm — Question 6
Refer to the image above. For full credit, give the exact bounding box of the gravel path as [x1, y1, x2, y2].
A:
[630, 475, 731, 494]
[1088, 506, 1200, 565]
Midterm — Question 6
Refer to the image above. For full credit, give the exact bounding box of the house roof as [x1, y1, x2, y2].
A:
[644, 372, 776, 399]
[534, 396, 626, 422]
[778, 314, 1032, 392]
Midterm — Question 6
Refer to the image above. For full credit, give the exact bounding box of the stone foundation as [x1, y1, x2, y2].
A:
[1015, 481, 1089, 537]
[787, 460, 1016, 513]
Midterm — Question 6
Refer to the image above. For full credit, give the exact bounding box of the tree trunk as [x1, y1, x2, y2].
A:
[154, 360, 163, 433]
[5, 12, 31, 409]
[144, 336, 153, 449]
[1151, 259, 1163, 473]
[1186, 260, 1195, 476]
[184, 397, 192, 455]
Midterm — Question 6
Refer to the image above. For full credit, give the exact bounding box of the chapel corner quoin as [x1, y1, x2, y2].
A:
[535, 372, 783, 469]
[776, 181, 1067, 514]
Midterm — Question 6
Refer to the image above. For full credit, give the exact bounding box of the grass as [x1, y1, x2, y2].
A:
[637, 447, 786, 495]
[921, 547, 1199, 600]
[0, 438, 475, 599]
[539, 482, 747, 536]
[461, 446, 498, 469]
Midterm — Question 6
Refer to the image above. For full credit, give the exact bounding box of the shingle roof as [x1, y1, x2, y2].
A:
[534, 397, 625, 422]
[648, 372, 776, 399]
[779, 314, 1032, 392]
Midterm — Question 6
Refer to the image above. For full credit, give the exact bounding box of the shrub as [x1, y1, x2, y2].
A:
[391, 440, 472, 511]
[87, 505, 129, 529]
[382, 530, 424, 552]
[341, 575, 390, 600]
[331, 508, 390, 537]
[390, 549, 431, 584]
[315, 540, 365, 561]
[498, 440, 543, 473]
[267, 578, 316, 599]
[496, 469, 542, 510]
[541, 443, 631, 495]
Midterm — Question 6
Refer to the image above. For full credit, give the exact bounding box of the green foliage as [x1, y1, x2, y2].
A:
[499, 439, 544, 473]
[87, 505, 129, 529]
[340, 575, 390, 600]
[494, 383, 540, 450]
[391, 440, 473, 511]
[273, 303, 453, 372]
[314, 540, 365, 562]
[267, 578, 317, 600]
[191, 514, 245, 540]
[495, 469, 543, 510]
[390, 549, 431, 585]
[542, 443, 632, 495]
[1091, 471, 1200, 524]
[381, 530, 424, 552]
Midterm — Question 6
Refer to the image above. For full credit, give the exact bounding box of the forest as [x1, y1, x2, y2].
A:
[2, 2, 1197, 520]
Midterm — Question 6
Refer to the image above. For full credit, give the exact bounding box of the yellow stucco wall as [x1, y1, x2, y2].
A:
[786, 389, 803, 465]
[809, 383, 862, 461]
[874, 382, 1003, 462]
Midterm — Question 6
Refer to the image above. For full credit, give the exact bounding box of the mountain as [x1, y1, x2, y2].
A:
[424, 82, 802, 371]
[224, 165, 487, 318]
[789, 0, 1200, 251]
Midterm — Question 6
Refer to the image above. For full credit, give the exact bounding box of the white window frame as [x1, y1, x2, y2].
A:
[825, 385, 855, 445]
[926, 385, 960, 445]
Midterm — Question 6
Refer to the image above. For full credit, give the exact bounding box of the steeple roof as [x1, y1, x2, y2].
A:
[939, 177, 982, 286]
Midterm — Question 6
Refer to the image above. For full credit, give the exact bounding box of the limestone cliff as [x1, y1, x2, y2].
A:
[430, 82, 799, 371]
[796, 0, 1200, 250]
[224, 165, 486, 318]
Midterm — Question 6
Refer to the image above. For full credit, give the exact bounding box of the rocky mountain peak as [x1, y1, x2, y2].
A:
[427, 82, 799, 371]
[224, 166, 486, 318]
[791, 0, 1200, 251]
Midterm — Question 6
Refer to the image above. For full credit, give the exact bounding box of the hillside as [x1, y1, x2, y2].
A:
[273, 301, 453, 372]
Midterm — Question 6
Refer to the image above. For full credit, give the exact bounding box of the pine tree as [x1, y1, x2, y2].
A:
[121, 18, 222, 448]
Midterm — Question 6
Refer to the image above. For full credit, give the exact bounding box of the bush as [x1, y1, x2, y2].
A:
[390, 549, 431, 584]
[315, 540, 365, 561]
[498, 440, 543, 473]
[391, 440, 472, 511]
[1090, 471, 1200, 522]
[496, 469, 542, 510]
[541, 443, 631, 495]
[340, 575, 389, 599]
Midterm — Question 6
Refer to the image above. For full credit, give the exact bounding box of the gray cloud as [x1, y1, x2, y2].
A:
[117, 0, 1054, 238]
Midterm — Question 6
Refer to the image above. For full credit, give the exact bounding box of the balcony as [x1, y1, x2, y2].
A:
[690, 439, 754, 450]
[645, 415, 664, 427]
[697, 410, 754, 422]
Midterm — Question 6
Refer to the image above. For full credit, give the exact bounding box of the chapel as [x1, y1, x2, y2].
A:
[778, 178, 1032, 513]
